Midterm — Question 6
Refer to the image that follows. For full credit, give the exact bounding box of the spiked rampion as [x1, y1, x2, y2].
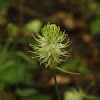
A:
[29, 22, 80, 100]
[29, 22, 71, 68]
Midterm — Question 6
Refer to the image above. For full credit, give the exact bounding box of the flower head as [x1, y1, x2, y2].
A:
[29, 22, 71, 68]
[64, 88, 85, 100]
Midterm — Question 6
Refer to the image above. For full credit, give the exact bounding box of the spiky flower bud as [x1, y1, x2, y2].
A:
[29, 22, 71, 68]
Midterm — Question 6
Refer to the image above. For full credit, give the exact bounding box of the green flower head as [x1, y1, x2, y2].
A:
[29, 22, 71, 68]
[64, 88, 85, 100]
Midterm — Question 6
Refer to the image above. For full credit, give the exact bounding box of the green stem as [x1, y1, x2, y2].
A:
[52, 69, 61, 100]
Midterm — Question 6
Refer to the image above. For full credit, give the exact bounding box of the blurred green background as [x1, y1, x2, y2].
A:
[0, 0, 100, 100]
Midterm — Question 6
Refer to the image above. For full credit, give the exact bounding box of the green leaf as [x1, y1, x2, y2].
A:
[16, 88, 38, 97]
[61, 58, 91, 74]
[0, 61, 15, 71]
[17, 51, 40, 70]
[55, 67, 80, 75]
[61, 58, 81, 70]
[17, 51, 33, 63]
[0, 61, 33, 85]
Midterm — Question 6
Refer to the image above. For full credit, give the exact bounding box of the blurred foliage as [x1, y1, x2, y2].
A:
[0, 16, 53, 99]
[90, 19, 100, 36]
[64, 87, 100, 100]
[0, 0, 9, 25]
[64, 87, 85, 100]
[0, 51, 38, 87]
[30, 95, 52, 100]
[81, 0, 100, 36]
[0, 50, 39, 90]
[81, 0, 99, 15]
[7, 23, 18, 37]
[0, 22, 40, 99]
[16, 88, 52, 100]
[0, 9, 7, 25]
[16, 87, 52, 100]
[61, 58, 91, 74]
[0, 14, 6, 25]
[0, 0, 99, 99]
[16, 88, 38, 97]
[20, 94, 52, 100]
[0, 0, 9, 10]
[21, 19, 43, 33]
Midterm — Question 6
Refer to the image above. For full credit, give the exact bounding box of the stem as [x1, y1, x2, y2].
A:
[52, 69, 61, 100]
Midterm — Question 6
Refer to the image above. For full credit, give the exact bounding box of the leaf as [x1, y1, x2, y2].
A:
[17, 51, 33, 63]
[17, 51, 40, 70]
[0, 61, 15, 71]
[55, 67, 81, 75]
[61, 58, 81, 70]
[0, 61, 33, 86]
[16, 88, 38, 97]
[61, 58, 91, 74]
